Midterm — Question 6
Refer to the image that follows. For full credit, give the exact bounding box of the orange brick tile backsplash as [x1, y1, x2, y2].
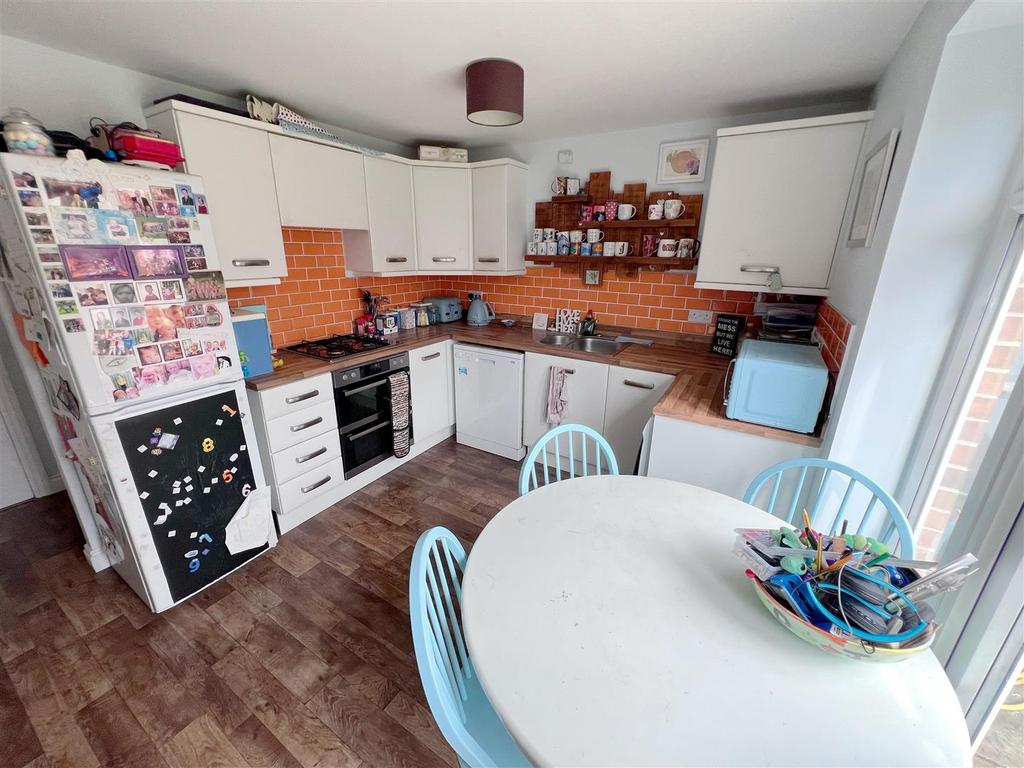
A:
[814, 301, 852, 373]
[228, 227, 772, 348]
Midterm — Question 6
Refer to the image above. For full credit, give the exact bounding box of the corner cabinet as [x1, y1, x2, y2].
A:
[472, 162, 527, 273]
[344, 156, 417, 273]
[145, 103, 288, 283]
[412, 165, 472, 272]
[696, 111, 873, 296]
[268, 134, 367, 230]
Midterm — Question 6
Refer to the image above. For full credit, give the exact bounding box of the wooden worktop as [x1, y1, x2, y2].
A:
[244, 322, 822, 447]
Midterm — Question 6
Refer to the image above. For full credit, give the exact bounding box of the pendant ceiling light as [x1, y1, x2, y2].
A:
[466, 59, 524, 127]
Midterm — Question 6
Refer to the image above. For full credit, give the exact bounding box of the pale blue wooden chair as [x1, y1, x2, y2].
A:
[409, 527, 530, 768]
[743, 458, 916, 557]
[519, 423, 619, 496]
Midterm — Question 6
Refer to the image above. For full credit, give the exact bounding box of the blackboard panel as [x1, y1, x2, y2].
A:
[711, 313, 746, 358]
[116, 389, 266, 603]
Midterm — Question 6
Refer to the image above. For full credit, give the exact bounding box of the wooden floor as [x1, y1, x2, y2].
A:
[0, 438, 522, 768]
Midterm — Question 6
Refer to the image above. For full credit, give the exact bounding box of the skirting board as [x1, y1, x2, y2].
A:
[274, 424, 455, 534]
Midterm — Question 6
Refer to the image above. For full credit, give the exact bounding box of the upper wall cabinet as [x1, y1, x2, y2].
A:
[146, 103, 287, 283]
[412, 165, 472, 272]
[345, 156, 418, 273]
[472, 163, 527, 273]
[268, 134, 367, 230]
[696, 111, 872, 296]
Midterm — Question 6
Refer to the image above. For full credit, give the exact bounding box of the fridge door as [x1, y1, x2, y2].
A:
[0, 152, 241, 417]
[91, 380, 275, 611]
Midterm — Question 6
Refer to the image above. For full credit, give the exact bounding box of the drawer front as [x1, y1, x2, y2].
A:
[264, 399, 337, 452]
[276, 458, 346, 515]
[260, 373, 333, 421]
[270, 429, 342, 485]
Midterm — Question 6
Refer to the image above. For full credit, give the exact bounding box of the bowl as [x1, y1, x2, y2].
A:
[750, 578, 935, 663]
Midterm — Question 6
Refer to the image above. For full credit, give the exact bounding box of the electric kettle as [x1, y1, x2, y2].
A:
[466, 297, 496, 326]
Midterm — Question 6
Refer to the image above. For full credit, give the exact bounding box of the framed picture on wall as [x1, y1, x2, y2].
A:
[656, 138, 710, 184]
[848, 129, 899, 248]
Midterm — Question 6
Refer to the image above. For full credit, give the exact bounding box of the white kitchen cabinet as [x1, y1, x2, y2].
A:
[603, 366, 674, 472]
[696, 111, 872, 296]
[646, 414, 818, 498]
[269, 134, 367, 230]
[413, 165, 472, 271]
[146, 104, 287, 283]
[523, 352, 608, 457]
[346, 156, 418, 273]
[410, 340, 454, 441]
[472, 162, 527, 274]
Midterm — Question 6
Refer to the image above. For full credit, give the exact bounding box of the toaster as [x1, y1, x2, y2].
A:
[423, 296, 463, 323]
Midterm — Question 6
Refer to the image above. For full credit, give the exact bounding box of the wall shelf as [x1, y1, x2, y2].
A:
[579, 218, 698, 229]
[526, 254, 696, 270]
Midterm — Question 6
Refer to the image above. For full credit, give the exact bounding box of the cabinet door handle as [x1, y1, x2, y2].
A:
[562, 368, 576, 375]
[301, 475, 332, 494]
[295, 445, 328, 464]
[624, 379, 655, 390]
[477, 257, 499, 263]
[386, 257, 408, 263]
[290, 416, 324, 433]
[285, 389, 319, 404]
[421, 352, 441, 361]
[232, 259, 271, 267]
[432, 257, 456, 263]
[739, 264, 779, 274]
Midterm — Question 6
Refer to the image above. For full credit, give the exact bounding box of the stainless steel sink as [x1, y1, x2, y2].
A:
[539, 333, 575, 346]
[568, 337, 628, 355]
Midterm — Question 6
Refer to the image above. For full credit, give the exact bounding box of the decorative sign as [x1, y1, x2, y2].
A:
[711, 314, 745, 357]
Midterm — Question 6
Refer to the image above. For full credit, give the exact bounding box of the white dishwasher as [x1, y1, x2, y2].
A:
[453, 343, 526, 460]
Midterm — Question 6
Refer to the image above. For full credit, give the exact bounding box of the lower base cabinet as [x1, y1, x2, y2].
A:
[603, 367, 674, 472]
[409, 340, 454, 441]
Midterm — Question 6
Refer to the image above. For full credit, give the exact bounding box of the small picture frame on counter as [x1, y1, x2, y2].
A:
[711, 314, 745, 357]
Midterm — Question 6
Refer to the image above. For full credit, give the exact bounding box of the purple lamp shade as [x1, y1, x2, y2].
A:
[466, 59, 524, 126]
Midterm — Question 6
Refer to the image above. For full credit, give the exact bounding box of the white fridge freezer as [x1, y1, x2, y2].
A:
[453, 343, 526, 460]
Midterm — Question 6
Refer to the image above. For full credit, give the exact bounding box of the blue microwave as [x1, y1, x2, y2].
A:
[725, 340, 828, 434]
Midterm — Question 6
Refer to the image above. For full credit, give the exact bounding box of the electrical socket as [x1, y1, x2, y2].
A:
[688, 309, 713, 324]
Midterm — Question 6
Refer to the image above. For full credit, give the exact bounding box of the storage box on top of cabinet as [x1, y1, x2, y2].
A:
[696, 111, 873, 296]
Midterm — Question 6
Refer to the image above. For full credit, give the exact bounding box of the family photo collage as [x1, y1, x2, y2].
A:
[14, 169, 231, 401]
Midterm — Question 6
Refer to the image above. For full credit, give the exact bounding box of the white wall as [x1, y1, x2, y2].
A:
[0, 35, 413, 156]
[823, 0, 1023, 508]
[474, 100, 867, 231]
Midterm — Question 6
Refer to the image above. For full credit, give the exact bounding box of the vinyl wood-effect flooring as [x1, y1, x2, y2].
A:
[0, 438, 522, 768]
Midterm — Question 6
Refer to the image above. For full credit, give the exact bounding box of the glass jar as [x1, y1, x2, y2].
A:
[412, 303, 431, 327]
[2, 109, 54, 156]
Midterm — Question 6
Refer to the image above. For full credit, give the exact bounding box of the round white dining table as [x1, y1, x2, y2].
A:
[462, 475, 971, 767]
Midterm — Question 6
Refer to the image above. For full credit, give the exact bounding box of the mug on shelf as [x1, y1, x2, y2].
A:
[532, 228, 544, 242]
[664, 199, 687, 220]
[648, 204, 664, 220]
[543, 228, 556, 241]
[581, 242, 592, 256]
[642, 234, 659, 258]
[678, 238, 702, 259]
[604, 200, 619, 220]
[558, 241, 571, 256]
[604, 241, 617, 255]
[617, 203, 637, 220]
[580, 205, 594, 222]
[593, 207, 606, 222]
[615, 241, 634, 257]
[556, 231, 571, 246]
[656, 239, 680, 258]
[545, 241, 558, 255]
[570, 242, 582, 256]
[570, 229, 584, 243]
[527, 242, 538, 255]
[592, 242, 604, 256]
[586, 228, 605, 243]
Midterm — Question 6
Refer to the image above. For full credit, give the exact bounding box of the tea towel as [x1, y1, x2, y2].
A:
[389, 370, 411, 458]
[546, 366, 569, 425]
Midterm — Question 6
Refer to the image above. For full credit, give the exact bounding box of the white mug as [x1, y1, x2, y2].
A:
[527, 242, 538, 255]
[656, 239, 679, 258]
[615, 241, 633, 256]
[664, 199, 687, 220]
[604, 241, 617, 254]
[586, 228, 605, 243]
[617, 203, 637, 220]
[648, 204, 664, 220]
[543, 228, 556, 241]
[570, 229, 584, 243]
[532, 228, 544, 242]
[545, 241, 558, 255]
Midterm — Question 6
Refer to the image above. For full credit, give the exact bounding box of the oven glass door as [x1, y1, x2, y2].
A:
[337, 374, 391, 433]
[341, 418, 394, 478]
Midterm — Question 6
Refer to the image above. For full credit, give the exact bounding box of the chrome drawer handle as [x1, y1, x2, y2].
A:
[562, 368, 575, 375]
[624, 379, 655, 390]
[386, 257, 408, 263]
[739, 264, 779, 274]
[477, 257, 499, 263]
[301, 475, 332, 494]
[295, 446, 328, 464]
[285, 389, 319, 404]
[232, 259, 271, 267]
[421, 352, 441, 361]
[432, 257, 456, 263]
[290, 416, 323, 432]
[348, 420, 391, 440]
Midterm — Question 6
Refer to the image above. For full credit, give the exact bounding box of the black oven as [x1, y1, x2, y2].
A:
[333, 352, 410, 479]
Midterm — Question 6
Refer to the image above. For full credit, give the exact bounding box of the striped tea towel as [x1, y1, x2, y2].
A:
[546, 366, 568, 425]
[389, 370, 411, 458]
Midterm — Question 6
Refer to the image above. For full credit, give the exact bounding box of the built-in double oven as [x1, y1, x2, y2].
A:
[333, 352, 410, 479]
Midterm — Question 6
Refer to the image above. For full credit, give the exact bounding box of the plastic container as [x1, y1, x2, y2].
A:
[2, 109, 55, 156]
[398, 307, 416, 330]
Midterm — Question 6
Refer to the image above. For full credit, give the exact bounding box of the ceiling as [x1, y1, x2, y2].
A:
[0, 1, 925, 148]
